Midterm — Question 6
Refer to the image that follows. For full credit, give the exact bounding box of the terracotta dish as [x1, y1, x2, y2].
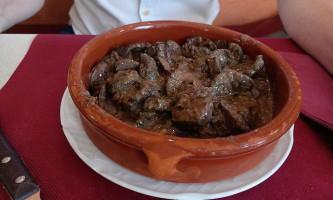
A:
[68, 21, 302, 183]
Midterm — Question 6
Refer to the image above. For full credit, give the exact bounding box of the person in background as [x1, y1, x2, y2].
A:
[69, 0, 278, 35]
[0, 0, 277, 34]
[0, 0, 45, 33]
[278, 0, 333, 75]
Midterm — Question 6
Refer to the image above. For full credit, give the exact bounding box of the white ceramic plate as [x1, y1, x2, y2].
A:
[60, 88, 293, 200]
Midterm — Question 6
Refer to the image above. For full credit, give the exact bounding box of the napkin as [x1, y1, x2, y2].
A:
[279, 52, 333, 131]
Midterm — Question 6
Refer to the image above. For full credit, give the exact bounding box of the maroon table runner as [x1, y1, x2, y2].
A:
[0, 35, 332, 200]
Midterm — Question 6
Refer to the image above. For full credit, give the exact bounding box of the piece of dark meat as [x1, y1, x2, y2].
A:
[90, 61, 113, 96]
[145, 40, 182, 60]
[227, 55, 252, 72]
[176, 61, 190, 72]
[108, 70, 141, 109]
[128, 42, 152, 53]
[97, 83, 117, 115]
[108, 70, 141, 94]
[207, 49, 232, 78]
[115, 59, 140, 71]
[110, 74, 162, 115]
[182, 36, 217, 58]
[172, 86, 213, 126]
[101, 50, 118, 70]
[188, 57, 210, 85]
[228, 43, 243, 65]
[190, 46, 211, 59]
[219, 96, 258, 132]
[128, 42, 152, 61]
[211, 69, 252, 97]
[102, 49, 132, 71]
[112, 85, 139, 113]
[154, 42, 167, 58]
[214, 40, 228, 49]
[198, 104, 232, 138]
[114, 46, 132, 59]
[251, 78, 271, 98]
[166, 68, 203, 96]
[164, 40, 182, 59]
[156, 56, 173, 74]
[244, 55, 265, 77]
[210, 110, 231, 136]
[139, 54, 159, 80]
[134, 79, 163, 103]
[113, 77, 165, 115]
[143, 95, 173, 112]
[156, 55, 193, 75]
[171, 55, 193, 64]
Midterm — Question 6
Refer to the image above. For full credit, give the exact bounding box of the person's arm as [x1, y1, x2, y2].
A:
[0, 0, 45, 33]
[213, 0, 278, 26]
[278, 0, 333, 75]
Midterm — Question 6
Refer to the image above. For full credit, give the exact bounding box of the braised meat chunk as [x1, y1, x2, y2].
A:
[172, 86, 213, 126]
[207, 49, 231, 78]
[115, 59, 140, 71]
[166, 67, 203, 96]
[89, 36, 274, 138]
[211, 69, 252, 97]
[108, 70, 140, 94]
[139, 54, 159, 80]
[219, 96, 258, 132]
[144, 96, 172, 112]
[90, 61, 113, 96]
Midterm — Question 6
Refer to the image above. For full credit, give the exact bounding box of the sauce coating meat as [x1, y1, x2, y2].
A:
[89, 36, 273, 138]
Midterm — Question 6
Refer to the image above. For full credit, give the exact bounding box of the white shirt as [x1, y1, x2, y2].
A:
[69, 0, 220, 35]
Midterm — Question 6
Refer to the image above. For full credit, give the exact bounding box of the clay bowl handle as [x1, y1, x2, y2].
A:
[142, 144, 198, 181]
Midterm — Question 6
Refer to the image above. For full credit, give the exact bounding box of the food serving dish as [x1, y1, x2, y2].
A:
[60, 87, 294, 199]
[67, 21, 302, 183]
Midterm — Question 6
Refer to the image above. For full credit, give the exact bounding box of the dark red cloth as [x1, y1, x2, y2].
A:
[0, 35, 332, 200]
[225, 16, 284, 37]
[259, 38, 333, 130]
[280, 52, 333, 130]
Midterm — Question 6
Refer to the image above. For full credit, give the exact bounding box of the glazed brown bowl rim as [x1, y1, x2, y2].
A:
[68, 20, 302, 158]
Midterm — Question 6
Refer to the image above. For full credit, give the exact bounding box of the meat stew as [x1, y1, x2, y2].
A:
[89, 36, 273, 138]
